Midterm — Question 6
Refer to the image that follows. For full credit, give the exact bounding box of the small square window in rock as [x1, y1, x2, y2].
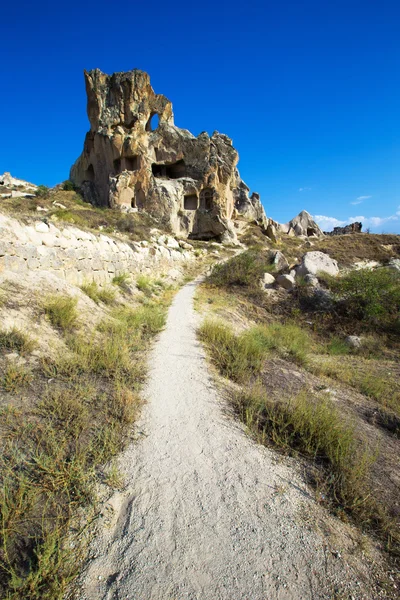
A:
[184, 195, 198, 210]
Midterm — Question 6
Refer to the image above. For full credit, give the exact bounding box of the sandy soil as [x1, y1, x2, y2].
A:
[76, 280, 386, 600]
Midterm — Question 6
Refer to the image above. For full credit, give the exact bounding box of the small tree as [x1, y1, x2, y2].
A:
[63, 180, 75, 191]
[35, 184, 50, 198]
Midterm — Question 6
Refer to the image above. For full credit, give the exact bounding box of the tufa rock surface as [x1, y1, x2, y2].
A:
[296, 251, 339, 278]
[282, 210, 324, 238]
[70, 68, 268, 242]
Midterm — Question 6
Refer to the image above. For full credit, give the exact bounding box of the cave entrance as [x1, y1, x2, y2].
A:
[113, 158, 121, 174]
[85, 164, 95, 182]
[200, 188, 213, 210]
[184, 194, 198, 210]
[124, 155, 139, 171]
[307, 227, 317, 237]
[152, 159, 186, 179]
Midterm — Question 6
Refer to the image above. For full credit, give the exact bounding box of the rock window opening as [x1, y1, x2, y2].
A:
[146, 112, 160, 132]
[85, 164, 95, 182]
[124, 155, 139, 171]
[200, 188, 213, 210]
[113, 158, 121, 174]
[183, 195, 198, 210]
[152, 160, 186, 179]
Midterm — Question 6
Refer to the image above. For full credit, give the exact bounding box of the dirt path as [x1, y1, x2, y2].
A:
[78, 280, 382, 600]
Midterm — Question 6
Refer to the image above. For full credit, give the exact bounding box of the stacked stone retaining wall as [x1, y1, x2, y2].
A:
[0, 213, 193, 285]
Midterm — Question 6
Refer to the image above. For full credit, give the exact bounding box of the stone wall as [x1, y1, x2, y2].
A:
[0, 213, 193, 285]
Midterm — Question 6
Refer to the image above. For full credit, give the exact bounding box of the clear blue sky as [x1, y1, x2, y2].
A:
[1, 0, 399, 232]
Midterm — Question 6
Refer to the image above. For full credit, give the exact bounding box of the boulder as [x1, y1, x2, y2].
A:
[271, 250, 289, 272]
[296, 251, 339, 277]
[304, 274, 319, 287]
[345, 335, 362, 349]
[261, 272, 275, 289]
[70, 68, 268, 241]
[388, 258, 400, 272]
[276, 274, 295, 290]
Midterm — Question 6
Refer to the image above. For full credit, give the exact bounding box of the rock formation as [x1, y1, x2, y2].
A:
[324, 222, 362, 236]
[70, 69, 267, 241]
[0, 172, 37, 198]
[280, 210, 324, 237]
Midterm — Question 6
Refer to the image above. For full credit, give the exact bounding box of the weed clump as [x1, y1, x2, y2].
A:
[0, 328, 36, 354]
[80, 281, 116, 305]
[199, 320, 312, 382]
[44, 295, 78, 332]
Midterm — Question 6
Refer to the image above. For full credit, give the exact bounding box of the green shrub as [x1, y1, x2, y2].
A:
[208, 248, 272, 288]
[62, 180, 75, 191]
[35, 184, 50, 198]
[327, 268, 400, 331]
[44, 296, 78, 332]
[0, 328, 36, 354]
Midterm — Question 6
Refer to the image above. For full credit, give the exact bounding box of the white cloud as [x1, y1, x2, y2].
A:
[351, 195, 372, 205]
[314, 215, 347, 230]
[349, 215, 399, 228]
[299, 187, 311, 192]
[314, 212, 399, 232]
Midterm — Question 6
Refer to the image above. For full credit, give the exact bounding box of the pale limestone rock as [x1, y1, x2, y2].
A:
[276, 274, 295, 290]
[35, 221, 50, 233]
[296, 251, 339, 277]
[284, 211, 324, 238]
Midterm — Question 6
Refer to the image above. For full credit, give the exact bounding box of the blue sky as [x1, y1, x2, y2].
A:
[1, 0, 399, 232]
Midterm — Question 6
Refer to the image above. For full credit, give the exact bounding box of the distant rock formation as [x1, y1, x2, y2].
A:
[0, 172, 37, 198]
[279, 211, 324, 237]
[70, 68, 267, 241]
[324, 222, 362, 236]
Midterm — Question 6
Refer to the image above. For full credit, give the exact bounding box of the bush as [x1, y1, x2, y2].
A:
[44, 296, 78, 332]
[35, 184, 50, 198]
[62, 180, 75, 191]
[208, 248, 272, 288]
[327, 268, 400, 331]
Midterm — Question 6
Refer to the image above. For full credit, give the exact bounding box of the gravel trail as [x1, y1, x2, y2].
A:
[79, 280, 378, 600]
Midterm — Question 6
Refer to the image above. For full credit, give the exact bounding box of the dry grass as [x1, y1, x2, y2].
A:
[0, 190, 158, 242]
[312, 234, 400, 267]
[80, 281, 116, 305]
[0, 289, 170, 598]
[233, 385, 398, 554]
[44, 295, 78, 332]
[0, 328, 36, 355]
